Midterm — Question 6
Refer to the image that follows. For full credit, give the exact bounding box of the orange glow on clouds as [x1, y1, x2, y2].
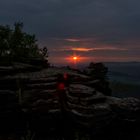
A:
[64, 38, 81, 42]
[71, 47, 127, 51]
[52, 47, 128, 52]
[71, 48, 94, 52]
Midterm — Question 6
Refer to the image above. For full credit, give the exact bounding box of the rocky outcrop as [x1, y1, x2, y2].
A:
[0, 67, 140, 139]
[107, 97, 140, 121]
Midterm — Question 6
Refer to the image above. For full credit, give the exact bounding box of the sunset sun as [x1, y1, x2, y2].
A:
[73, 56, 78, 60]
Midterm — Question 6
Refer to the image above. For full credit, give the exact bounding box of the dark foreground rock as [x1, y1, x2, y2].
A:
[0, 67, 140, 140]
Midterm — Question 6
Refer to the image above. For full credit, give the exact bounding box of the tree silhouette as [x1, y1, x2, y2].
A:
[88, 62, 108, 80]
[0, 25, 11, 56]
[0, 22, 49, 66]
[40, 46, 48, 59]
[87, 62, 111, 96]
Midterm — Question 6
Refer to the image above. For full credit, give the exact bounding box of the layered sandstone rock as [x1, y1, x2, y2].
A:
[0, 66, 140, 139]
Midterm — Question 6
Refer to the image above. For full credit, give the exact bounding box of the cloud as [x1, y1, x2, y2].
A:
[52, 47, 94, 52]
[64, 38, 83, 42]
[52, 46, 128, 52]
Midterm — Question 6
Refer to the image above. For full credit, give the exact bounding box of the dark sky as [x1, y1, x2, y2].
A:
[1, 0, 140, 65]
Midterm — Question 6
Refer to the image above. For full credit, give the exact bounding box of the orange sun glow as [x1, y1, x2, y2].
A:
[73, 56, 78, 60]
[66, 55, 83, 63]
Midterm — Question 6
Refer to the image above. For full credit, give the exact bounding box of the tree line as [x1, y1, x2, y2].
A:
[0, 22, 48, 65]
